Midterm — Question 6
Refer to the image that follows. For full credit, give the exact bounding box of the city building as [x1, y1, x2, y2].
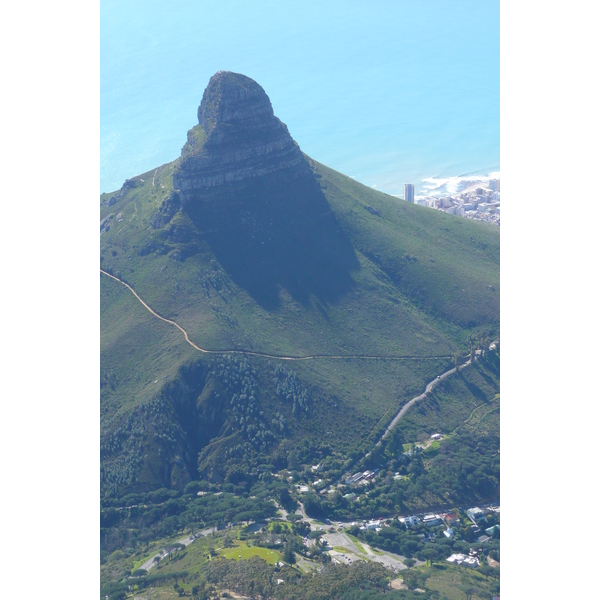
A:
[404, 183, 415, 203]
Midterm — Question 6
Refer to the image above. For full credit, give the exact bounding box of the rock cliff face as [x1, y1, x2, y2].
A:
[173, 71, 308, 203]
[166, 71, 358, 310]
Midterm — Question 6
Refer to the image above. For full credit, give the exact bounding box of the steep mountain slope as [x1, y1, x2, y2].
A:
[100, 71, 499, 497]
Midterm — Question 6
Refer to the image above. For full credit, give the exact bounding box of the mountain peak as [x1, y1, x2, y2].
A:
[173, 71, 307, 202]
[198, 71, 273, 135]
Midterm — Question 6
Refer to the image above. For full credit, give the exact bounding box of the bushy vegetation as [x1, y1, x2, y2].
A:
[101, 490, 277, 555]
[101, 396, 183, 497]
[272, 363, 312, 414]
[213, 355, 279, 451]
[204, 557, 413, 599]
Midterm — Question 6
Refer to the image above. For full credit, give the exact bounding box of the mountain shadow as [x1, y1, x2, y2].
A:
[172, 70, 359, 310]
[183, 165, 359, 310]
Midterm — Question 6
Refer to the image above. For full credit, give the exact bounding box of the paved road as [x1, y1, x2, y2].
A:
[323, 532, 408, 572]
[362, 543, 375, 556]
[336, 338, 498, 481]
[100, 269, 452, 363]
[370, 552, 406, 571]
[379, 360, 472, 443]
[322, 532, 361, 555]
[361, 339, 499, 462]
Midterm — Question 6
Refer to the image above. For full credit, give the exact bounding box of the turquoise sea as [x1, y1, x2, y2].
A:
[101, 0, 499, 196]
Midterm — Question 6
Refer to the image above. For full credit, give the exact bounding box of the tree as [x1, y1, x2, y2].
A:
[283, 544, 296, 564]
[462, 586, 478, 600]
[453, 350, 462, 369]
[287, 450, 299, 470]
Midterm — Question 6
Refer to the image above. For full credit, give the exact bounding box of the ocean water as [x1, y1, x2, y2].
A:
[101, 0, 499, 196]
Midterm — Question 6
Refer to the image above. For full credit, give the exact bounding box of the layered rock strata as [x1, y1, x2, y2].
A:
[173, 71, 308, 203]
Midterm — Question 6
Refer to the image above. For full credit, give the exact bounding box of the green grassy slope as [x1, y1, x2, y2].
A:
[100, 154, 499, 496]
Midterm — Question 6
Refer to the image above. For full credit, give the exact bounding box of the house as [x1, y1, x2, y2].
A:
[467, 507, 485, 523]
[298, 485, 309, 493]
[462, 556, 479, 568]
[343, 493, 356, 500]
[443, 528, 454, 539]
[422, 514, 442, 527]
[442, 513, 460, 527]
[399, 515, 420, 528]
[431, 433, 442, 440]
[446, 553, 466, 564]
[365, 519, 382, 530]
[345, 472, 364, 485]
[311, 464, 323, 472]
[485, 525, 500, 536]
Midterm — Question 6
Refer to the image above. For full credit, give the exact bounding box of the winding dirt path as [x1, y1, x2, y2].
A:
[100, 269, 453, 363]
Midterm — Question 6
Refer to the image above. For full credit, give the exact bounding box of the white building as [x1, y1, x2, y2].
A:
[446, 553, 479, 568]
[467, 507, 485, 522]
[423, 514, 442, 527]
[345, 472, 363, 485]
[399, 515, 420, 528]
[446, 553, 466, 564]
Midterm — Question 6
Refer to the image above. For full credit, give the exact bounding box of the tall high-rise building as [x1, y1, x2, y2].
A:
[404, 183, 415, 203]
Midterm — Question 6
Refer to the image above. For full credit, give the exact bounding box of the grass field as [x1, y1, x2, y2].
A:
[219, 542, 282, 564]
[423, 564, 499, 599]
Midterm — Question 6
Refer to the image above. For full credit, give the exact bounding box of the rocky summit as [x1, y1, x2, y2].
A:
[173, 71, 308, 203]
